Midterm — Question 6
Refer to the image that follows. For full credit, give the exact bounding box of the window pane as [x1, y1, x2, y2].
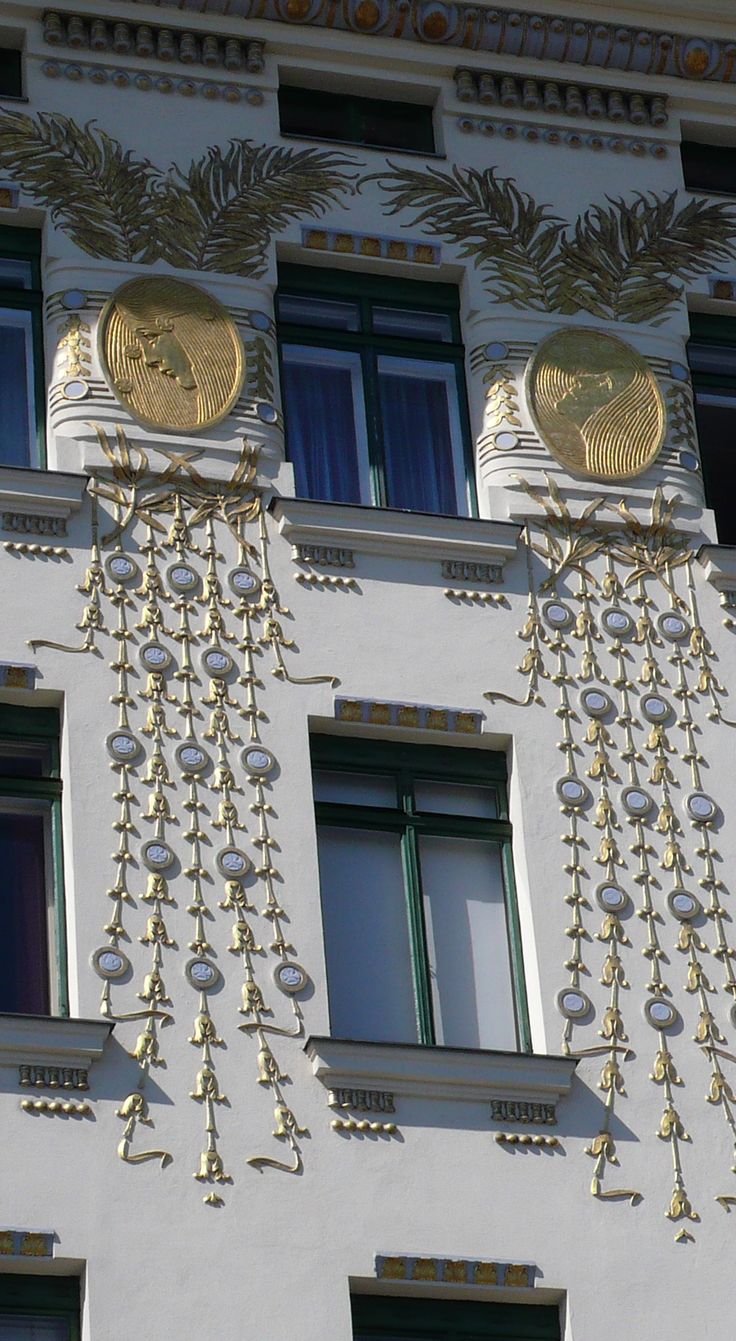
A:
[691, 393, 736, 544]
[414, 780, 498, 819]
[0, 1321, 69, 1340]
[318, 825, 417, 1043]
[282, 345, 371, 504]
[0, 741, 53, 779]
[419, 835, 516, 1050]
[372, 307, 452, 342]
[681, 140, 736, 195]
[0, 809, 50, 1013]
[377, 356, 468, 515]
[688, 340, 736, 377]
[313, 770, 396, 806]
[0, 308, 36, 467]
[278, 293, 360, 332]
[0, 258, 33, 289]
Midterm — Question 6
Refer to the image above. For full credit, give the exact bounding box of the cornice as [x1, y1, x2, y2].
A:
[105, 0, 736, 87]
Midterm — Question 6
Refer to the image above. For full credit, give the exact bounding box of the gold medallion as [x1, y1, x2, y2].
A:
[99, 276, 245, 432]
[526, 328, 665, 480]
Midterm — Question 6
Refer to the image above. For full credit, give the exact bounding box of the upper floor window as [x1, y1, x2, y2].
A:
[687, 314, 736, 544]
[0, 703, 66, 1015]
[0, 45, 22, 98]
[278, 267, 474, 516]
[0, 1274, 80, 1340]
[0, 227, 43, 469]
[352, 1294, 561, 1339]
[311, 736, 528, 1051]
[681, 139, 736, 195]
[279, 84, 435, 154]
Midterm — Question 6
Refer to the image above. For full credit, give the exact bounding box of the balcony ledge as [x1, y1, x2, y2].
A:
[305, 1035, 577, 1106]
[270, 497, 521, 568]
[0, 1013, 112, 1071]
[698, 543, 736, 591]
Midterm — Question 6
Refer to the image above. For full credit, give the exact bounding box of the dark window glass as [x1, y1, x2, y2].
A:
[0, 48, 22, 99]
[278, 270, 473, 515]
[279, 85, 435, 154]
[0, 228, 43, 468]
[682, 140, 736, 195]
[688, 323, 736, 544]
[0, 1275, 79, 1341]
[352, 1294, 561, 1339]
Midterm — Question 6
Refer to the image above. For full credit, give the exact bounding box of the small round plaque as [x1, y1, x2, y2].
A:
[644, 997, 678, 1030]
[106, 729, 141, 763]
[61, 289, 87, 310]
[667, 888, 702, 921]
[556, 776, 590, 808]
[581, 688, 612, 718]
[557, 988, 592, 1020]
[175, 742, 210, 774]
[658, 611, 689, 643]
[216, 847, 252, 880]
[670, 362, 689, 382]
[201, 647, 235, 678]
[256, 402, 278, 424]
[242, 746, 276, 776]
[185, 957, 221, 991]
[274, 961, 309, 995]
[139, 642, 173, 673]
[249, 310, 271, 332]
[166, 562, 199, 594]
[641, 694, 671, 724]
[621, 786, 655, 818]
[596, 883, 629, 914]
[685, 792, 717, 823]
[63, 379, 89, 401]
[543, 600, 573, 630]
[602, 608, 633, 638]
[679, 451, 699, 473]
[228, 567, 261, 599]
[494, 431, 519, 452]
[141, 839, 175, 872]
[105, 553, 140, 585]
[91, 946, 130, 979]
[485, 342, 509, 361]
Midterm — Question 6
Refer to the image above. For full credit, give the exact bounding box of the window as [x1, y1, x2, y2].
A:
[352, 1295, 560, 1339]
[0, 228, 44, 469]
[0, 704, 66, 1015]
[681, 139, 736, 195]
[687, 314, 736, 544]
[278, 268, 474, 516]
[0, 47, 22, 98]
[0, 1275, 79, 1340]
[312, 737, 528, 1051]
[279, 85, 435, 154]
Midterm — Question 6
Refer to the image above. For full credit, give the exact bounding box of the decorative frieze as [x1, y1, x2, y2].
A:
[0, 1229, 54, 1258]
[20, 1098, 92, 1116]
[294, 543, 355, 568]
[441, 559, 504, 584]
[491, 1098, 557, 1125]
[0, 664, 37, 690]
[329, 1087, 395, 1113]
[454, 69, 668, 126]
[302, 226, 440, 266]
[376, 1255, 535, 1287]
[2, 511, 68, 537]
[335, 697, 482, 734]
[457, 115, 668, 158]
[40, 59, 265, 106]
[19, 1064, 89, 1090]
[42, 12, 265, 73]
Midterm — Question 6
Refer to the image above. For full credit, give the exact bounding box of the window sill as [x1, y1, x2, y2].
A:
[270, 497, 521, 569]
[698, 542, 736, 590]
[0, 465, 88, 526]
[0, 1013, 112, 1077]
[279, 130, 445, 160]
[305, 1036, 577, 1106]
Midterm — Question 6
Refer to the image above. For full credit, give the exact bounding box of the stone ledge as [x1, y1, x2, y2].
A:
[305, 1036, 577, 1105]
[270, 498, 521, 568]
[698, 544, 736, 591]
[0, 1014, 112, 1071]
[0, 466, 88, 522]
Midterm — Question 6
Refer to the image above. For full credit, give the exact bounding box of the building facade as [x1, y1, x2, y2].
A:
[1, 0, 736, 1335]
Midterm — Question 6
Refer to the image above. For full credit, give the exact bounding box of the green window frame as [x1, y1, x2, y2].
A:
[311, 736, 530, 1052]
[277, 265, 476, 518]
[687, 312, 736, 544]
[0, 225, 45, 470]
[352, 1295, 560, 1339]
[0, 1273, 80, 1340]
[0, 702, 68, 1016]
[278, 84, 436, 154]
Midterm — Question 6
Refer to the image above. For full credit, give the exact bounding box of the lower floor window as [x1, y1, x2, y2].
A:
[311, 737, 529, 1051]
[352, 1295, 561, 1339]
[0, 1275, 79, 1340]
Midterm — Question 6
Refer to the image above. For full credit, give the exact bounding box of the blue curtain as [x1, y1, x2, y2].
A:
[282, 357, 363, 504]
[0, 318, 33, 467]
[378, 368, 459, 514]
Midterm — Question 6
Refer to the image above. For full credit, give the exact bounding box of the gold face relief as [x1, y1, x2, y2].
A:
[99, 276, 245, 432]
[526, 328, 666, 480]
